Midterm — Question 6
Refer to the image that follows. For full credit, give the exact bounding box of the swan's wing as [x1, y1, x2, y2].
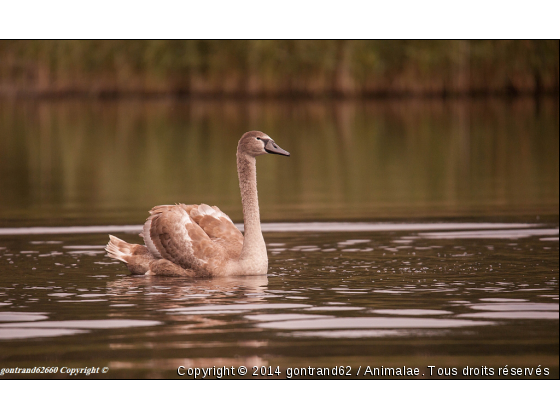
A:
[144, 205, 227, 274]
[187, 204, 244, 259]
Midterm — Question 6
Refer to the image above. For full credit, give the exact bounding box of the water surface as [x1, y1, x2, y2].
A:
[0, 222, 557, 379]
[0, 98, 558, 379]
[0, 97, 558, 226]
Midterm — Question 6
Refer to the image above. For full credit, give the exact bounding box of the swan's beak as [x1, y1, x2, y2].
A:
[264, 140, 290, 156]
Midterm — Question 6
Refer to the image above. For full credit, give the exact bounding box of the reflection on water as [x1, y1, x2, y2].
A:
[0, 222, 557, 378]
[0, 97, 558, 227]
[0, 319, 160, 340]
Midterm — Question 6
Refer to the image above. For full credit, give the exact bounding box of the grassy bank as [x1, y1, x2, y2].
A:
[0, 40, 558, 98]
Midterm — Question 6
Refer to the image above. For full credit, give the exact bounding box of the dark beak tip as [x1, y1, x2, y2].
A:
[265, 142, 290, 156]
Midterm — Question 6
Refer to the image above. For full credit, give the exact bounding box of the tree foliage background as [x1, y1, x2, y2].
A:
[0, 40, 558, 97]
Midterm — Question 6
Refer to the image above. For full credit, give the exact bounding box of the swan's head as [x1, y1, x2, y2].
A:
[238, 131, 290, 158]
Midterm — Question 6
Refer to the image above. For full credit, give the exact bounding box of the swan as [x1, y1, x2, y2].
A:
[105, 131, 290, 277]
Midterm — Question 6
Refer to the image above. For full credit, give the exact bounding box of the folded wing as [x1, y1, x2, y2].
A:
[143, 204, 243, 275]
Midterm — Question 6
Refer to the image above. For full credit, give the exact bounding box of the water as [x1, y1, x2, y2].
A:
[0, 222, 557, 378]
[0, 97, 558, 379]
[1, 97, 558, 226]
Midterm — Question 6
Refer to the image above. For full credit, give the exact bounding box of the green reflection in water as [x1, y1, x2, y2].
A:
[0, 97, 558, 227]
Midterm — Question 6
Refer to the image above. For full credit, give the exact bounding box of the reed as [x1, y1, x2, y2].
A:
[0, 40, 557, 98]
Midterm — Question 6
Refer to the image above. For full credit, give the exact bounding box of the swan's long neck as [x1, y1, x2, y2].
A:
[237, 152, 267, 267]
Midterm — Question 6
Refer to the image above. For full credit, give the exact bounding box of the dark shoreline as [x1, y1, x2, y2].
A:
[1, 40, 557, 100]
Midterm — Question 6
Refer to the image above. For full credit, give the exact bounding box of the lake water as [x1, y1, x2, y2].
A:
[0, 97, 558, 379]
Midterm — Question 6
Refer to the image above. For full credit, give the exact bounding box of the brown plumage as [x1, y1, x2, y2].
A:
[106, 131, 290, 277]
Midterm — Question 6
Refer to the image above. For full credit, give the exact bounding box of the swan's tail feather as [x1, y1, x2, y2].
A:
[106, 235, 155, 275]
[106, 235, 131, 263]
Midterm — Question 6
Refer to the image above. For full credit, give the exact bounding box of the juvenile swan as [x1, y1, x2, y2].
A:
[106, 131, 290, 277]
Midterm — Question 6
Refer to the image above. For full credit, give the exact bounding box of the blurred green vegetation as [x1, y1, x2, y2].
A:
[0, 97, 558, 227]
[0, 40, 558, 97]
